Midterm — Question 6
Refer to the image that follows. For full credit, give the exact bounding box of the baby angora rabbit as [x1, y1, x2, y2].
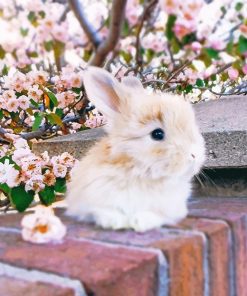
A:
[66, 67, 205, 232]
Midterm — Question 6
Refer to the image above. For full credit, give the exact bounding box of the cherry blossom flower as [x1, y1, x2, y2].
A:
[53, 164, 67, 178]
[3, 90, 16, 100]
[243, 64, 247, 75]
[43, 170, 56, 186]
[18, 95, 30, 110]
[21, 206, 66, 244]
[6, 98, 19, 112]
[25, 175, 45, 192]
[59, 152, 76, 168]
[0, 159, 20, 187]
[28, 85, 43, 102]
[228, 68, 239, 80]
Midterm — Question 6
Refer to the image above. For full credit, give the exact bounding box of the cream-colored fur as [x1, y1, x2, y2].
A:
[66, 67, 205, 232]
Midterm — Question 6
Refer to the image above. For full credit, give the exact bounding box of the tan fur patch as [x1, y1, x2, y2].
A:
[151, 147, 166, 157]
[109, 154, 133, 167]
[139, 105, 163, 125]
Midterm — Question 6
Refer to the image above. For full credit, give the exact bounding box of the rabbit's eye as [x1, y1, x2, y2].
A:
[151, 128, 165, 141]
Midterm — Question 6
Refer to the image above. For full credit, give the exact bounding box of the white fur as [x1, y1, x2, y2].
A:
[66, 67, 205, 232]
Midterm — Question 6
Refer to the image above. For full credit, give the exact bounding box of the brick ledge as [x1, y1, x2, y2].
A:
[0, 197, 247, 296]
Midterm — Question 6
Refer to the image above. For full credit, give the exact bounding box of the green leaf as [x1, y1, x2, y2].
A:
[38, 11, 46, 18]
[184, 84, 193, 93]
[20, 28, 29, 37]
[166, 15, 177, 41]
[28, 51, 38, 58]
[181, 33, 196, 45]
[72, 87, 82, 94]
[120, 51, 132, 63]
[204, 48, 220, 60]
[0, 45, 6, 59]
[226, 41, 234, 54]
[44, 41, 53, 52]
[54, 178, 66, 193]
[122, 20, 129, 37]
[47, 91, 58, 107]
[55, 108, 63, 117]
[30, 99, 39, 108]
[2, 64, 8, 75]
[27, 11, 38, 26]
[235, 2, 243, 11]
[238, 35, 247, 54]
[46, 113, 63, 126]
[39, 186, 56, 205]
[32, 113, 44, 131]
[10, 185, 35, 212]
[196, 79, 204, 87]
[0, 183, 11, 195]
[171, 38, 181, 53]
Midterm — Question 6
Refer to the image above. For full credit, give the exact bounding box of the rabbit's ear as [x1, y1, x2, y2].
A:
[121, 76, 143, 90]
[83, 67, 122, 117]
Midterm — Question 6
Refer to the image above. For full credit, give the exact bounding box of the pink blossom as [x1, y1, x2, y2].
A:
[25, 175, 44, 192]
[242, 64, 247, 75]
[228, 68, 239, 80]
[18, 95, 30, 110]
[40, 151, 50, 164]
[13, 138, 29, 150]
[173, 20, 195, 40]
[28, 84, 43, 102]
[52, 23, 69, 43]
[0, 159, 20, 187]
[3, 90, 16, 100]
[191, 41, 202, 52]
[53, 164, 67, 178]
[59, 152, 75, 168]
[203, 65, 216, 79]
[12, 148, 32, 164]
[142, 33, 166, 52]
[6, 98, 19, 112]
[70, 73, 83, 88]
[84, 113, 107, 129]
[71, 122, 81, 130]
[240, 24, 247, 38]
[0, 98, 6, 109]
[29, 70, 48, 85]
[21, 205, 66, 244]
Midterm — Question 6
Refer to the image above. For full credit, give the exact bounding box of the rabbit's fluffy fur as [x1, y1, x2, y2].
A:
[66, 67, 205, 232]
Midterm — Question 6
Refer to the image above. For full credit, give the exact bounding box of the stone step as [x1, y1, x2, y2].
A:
[32, 96, 247, 169]
[1, 197, 247, 296]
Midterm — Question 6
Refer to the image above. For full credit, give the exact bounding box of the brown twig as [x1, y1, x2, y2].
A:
[68, 0, 102, 48]
[135, 0, 158, 68]
[89, 0, 127, 66]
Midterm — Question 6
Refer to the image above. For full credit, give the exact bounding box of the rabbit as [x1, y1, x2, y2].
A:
[66, 66, 205, 232]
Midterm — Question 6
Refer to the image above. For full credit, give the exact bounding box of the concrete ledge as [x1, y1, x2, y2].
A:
[0, 198, 247, 296]
[194, 95, 247, 168]
[33, 96, 247, 168]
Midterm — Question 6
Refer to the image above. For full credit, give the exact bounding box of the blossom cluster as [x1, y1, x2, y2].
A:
[0, 136, 76, 212]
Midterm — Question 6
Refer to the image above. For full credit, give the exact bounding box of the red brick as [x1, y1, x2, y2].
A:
[179, 217, 231, 296]
[62, 218, 205, 296]
[189, 198, 247, 296]
[0, 276, 74, 296]
[0, 232, 158, 296]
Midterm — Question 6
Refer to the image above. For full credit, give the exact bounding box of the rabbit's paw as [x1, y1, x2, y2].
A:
[129, 211, 164, 232]
[94, 209, 129, 230]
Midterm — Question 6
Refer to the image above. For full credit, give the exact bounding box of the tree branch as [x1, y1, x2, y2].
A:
[89, 0, 127, 66]
[68, 0, 102, 48]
